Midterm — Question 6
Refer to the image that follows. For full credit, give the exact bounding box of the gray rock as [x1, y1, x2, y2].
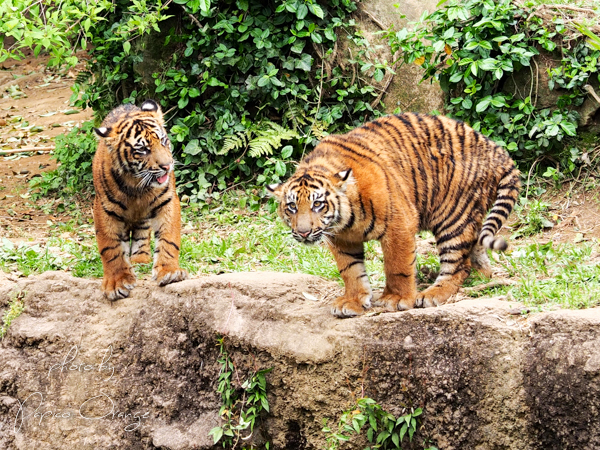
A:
[1, 271, 599, 449]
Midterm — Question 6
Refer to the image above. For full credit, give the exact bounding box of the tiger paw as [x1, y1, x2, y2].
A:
[153, 268, 189, 287]
[331, 294, 372, 318]
[376, 294, 414, 311]
[102, 272, 137, 301]
[415, 285, 456, 308]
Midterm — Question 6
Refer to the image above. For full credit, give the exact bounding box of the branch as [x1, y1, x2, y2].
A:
[0, 146, 54, 155]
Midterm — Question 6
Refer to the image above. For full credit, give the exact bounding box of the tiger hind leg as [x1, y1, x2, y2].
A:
[416, 222, 479, 308]
[469, 243, 493, 278]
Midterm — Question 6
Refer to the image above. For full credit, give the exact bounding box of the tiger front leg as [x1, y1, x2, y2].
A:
[129, 226, 152, 264]
[94, 211, 136, 300]
[151, 197, 188, 286]
[376, 230, 417, 311]
[329, 239, 373, 318]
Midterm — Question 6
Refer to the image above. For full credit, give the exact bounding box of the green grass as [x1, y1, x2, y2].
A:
[2, 193, 600, 311]
[498, 241, 600, 309]
[1, 291, 25, 339]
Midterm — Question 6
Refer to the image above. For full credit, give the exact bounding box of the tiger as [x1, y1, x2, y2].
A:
[268, 113, 520, 318]
[92, 99, 188, 300]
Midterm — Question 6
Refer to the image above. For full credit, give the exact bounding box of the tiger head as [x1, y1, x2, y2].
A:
[267, 168, 353, 244]
[94, 100, 174, 189]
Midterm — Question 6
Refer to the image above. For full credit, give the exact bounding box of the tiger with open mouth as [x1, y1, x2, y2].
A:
[92, 100, 188, 300]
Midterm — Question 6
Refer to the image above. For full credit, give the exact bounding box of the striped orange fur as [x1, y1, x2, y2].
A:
[92, 100, 187, 300]
[268, 113, 520, 318]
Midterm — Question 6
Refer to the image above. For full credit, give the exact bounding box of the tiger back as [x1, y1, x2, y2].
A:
[268, 113, 520, 317]
[92, 100, 188, 300]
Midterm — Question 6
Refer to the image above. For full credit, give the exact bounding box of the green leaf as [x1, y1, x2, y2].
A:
[209, 426, 224, 444]
[295, 53, 312, 71]
[308, 3, 325, 19]
[123, 41, 131, 55]
[184, 139, 202, 155]
[275, 160, 286, 176]
[297, 4, 308, 19]
[475, 97, 491, 112]
[199, 0, 211, 13]
[559, 121, 577, 136]
[281, 145, 293, 159]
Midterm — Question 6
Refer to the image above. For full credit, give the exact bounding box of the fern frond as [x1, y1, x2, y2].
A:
[248, 121, 299, 158]
[284, 102, 308, 127]
[310, 120, 329, 140]
[218, 131, 249, 155]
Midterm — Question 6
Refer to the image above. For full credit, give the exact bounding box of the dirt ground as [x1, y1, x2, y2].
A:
[0, 53, 93, 239]
[0, 53, 599, 247]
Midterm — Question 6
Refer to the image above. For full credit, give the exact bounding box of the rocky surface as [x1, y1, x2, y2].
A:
[1, 271, 600, 449]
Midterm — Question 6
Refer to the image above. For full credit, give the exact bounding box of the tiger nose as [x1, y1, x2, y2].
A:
[159, 163, 172, 172]
[297, 230, 311, 238]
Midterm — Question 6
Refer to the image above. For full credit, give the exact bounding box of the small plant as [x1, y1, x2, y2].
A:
[30, 121, 97, 198]
[322, 397, 422, 450]
[510, 197, 553, 239]
[209, 336, 272, 449]
[1, 291, 25, 339]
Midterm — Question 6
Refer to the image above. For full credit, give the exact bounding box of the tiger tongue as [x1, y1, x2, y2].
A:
[157, 173, 169, 184]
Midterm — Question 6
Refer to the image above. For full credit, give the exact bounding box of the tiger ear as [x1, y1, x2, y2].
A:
[141, 99, 163, 121]
[266, 183, 284, 199]
[140, 99, 160, 112]
[334, 169, 353, 191]
[94, 127, 112, 138]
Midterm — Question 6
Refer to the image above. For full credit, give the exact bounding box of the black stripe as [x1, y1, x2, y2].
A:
[438, 240, 475, 256]
[149, 184, 171, 206]
[147, 197, 172, 220]
[161, 239, 180, 251]
[340, 260, 364, 274]
[100, 245, 119, 256]
[363, 200, 376, 237]
[340, 250, 365, 259]
[103, 207, 125, 222]
[390, 272, 411, 278]
[107, 253, 121, 264]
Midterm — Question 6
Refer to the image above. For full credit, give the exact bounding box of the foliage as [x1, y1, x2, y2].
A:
[30, 121, 98, 197]
[70, 0, 385, 204]
[499, 241, 600, 309]
[0, 235, 101, 278]
[510, 197, 554, 239]
[0, 0, 173, 68]
[386, 0, 600, 172]
[0, 0, 109, 67]
[322, 397, 423, 450]
[209, 336, 272, 448]
[0, 290, 25, 340]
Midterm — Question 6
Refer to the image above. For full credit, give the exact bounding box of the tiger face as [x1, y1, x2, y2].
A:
[268, 169, 352, 244]
[94, 100, 174, 189]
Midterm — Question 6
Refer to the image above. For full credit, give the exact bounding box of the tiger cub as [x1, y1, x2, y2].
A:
[268, 113, 520, 318]
[92, 100, 188, 300]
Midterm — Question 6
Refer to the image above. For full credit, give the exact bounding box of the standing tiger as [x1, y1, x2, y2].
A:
[92, 100, 188, 300]
[268, 113, 520, 318]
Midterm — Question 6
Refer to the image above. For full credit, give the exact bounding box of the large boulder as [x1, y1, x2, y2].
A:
[1, 271, 599, 449]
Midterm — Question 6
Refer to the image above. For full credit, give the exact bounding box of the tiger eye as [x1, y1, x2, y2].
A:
[313, 201, 322, 208]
